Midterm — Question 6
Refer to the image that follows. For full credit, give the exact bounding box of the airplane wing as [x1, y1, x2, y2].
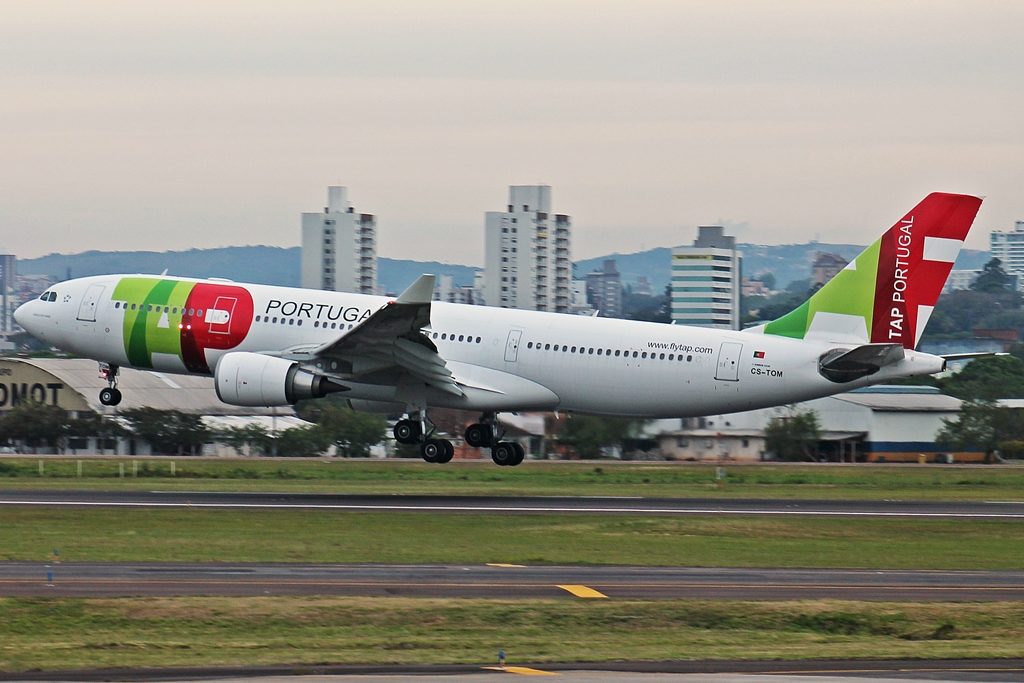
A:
[818, 343, 905, 383]
[307, 274, 464, 397]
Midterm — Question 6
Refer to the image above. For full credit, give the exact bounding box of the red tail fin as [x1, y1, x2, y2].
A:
[870, 192, 982, 348]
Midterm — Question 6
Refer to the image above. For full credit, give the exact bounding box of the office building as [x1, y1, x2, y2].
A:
[990, 221, 1024, 283]
[585, 259, 623, 318]
[671, 226, 742, 330]
[484, 185, 571, 313]
[0, 255, 14, 333]
[301, 186, 376, 294]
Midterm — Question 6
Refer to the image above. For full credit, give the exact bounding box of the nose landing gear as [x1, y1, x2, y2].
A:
[98, 363, 122, 406]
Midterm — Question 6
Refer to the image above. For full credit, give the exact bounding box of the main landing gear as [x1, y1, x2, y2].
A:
[393, 410, 525, 466]
[98, 363, 122, 407]
[393, 413, 454, 464]
[465, 412, 525, 467]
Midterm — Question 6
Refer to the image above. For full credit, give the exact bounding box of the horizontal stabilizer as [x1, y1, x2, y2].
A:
[819, 343, 905, 383]
[941, 352, 1008, 361]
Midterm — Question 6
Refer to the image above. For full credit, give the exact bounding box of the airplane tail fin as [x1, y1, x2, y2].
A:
[757, 192, 983, 349]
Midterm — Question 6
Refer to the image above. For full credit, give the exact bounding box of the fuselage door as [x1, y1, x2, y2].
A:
[504, 329, 523, 362]
[76, 283, 105, 322]
[715, 341, 743, 381]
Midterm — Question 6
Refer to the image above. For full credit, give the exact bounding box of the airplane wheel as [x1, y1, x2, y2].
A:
[420, 439, 443, 463]
[464, 423, 489, 448]
[435, 439, 454, 464]
[491, 442, 516, 467]
[394, 419, 421, 445]
[99, 388, 121, 406]
[509, 442, 525, 467]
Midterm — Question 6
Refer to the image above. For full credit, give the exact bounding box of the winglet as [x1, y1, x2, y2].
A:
[396, 274, 436, 305]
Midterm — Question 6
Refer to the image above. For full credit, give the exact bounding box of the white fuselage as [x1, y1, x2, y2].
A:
[15, 275, 945, 417]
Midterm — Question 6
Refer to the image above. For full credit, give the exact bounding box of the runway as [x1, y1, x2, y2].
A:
[3, 490, 1024, 518]
[3, 562, 1023, 600]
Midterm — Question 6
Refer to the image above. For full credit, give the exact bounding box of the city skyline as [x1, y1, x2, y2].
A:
[2, 1, 1022, 262]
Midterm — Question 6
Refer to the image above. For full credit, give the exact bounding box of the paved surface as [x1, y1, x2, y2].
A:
[3, 490, 1024, 518]
[3, 562, 1024, 600]
[5, 660, 1024, 682]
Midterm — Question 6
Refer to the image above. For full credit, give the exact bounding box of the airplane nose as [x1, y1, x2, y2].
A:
[13, 301, 29, 328]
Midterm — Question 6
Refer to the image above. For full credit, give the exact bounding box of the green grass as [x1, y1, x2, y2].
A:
[2, 507, 1022, 569]
[2, 597, 1022, 672]
[2, 458, 1024, 500]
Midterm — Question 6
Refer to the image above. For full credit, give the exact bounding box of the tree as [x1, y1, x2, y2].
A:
[764, 409, 820, 461]
[971, 258, 1014, 293]
[315, 404, 387, 457]
[120, 408, 210, 455]
[212, 424, 274, 456]
[274, 424, 332, 456]
[938, 355, 1024, 400]
[937, 400, 1024, 456]
[757, 272, 776, 290]
[0, 401, 69, 452]
[562, 415, 642, 458]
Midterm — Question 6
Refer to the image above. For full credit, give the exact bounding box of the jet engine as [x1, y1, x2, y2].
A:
[214, 352, 345, 406]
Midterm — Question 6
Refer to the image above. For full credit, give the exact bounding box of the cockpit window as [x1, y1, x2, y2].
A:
[39, 291, 57, 302]
[49, 292, 57, 302]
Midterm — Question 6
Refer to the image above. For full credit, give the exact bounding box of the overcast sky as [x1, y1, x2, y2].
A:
[2, 0, 1022, 264]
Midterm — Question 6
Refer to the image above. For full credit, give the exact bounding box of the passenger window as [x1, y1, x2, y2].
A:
[660, 353, 665, 360]
[458, 335, 464, 342]
[632, 351, 638, 358]
[571, 346, 577, 353]
[527, 342, 533, 349]
[642, 352, 648, 359]
[597, 349, 603, 355]
[544, 343, 551, 350]
[476, 337, 481, 343]
[614, 350, 620, 357]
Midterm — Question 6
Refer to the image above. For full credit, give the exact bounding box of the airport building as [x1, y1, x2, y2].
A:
[657, 386, 983, 463]
[483, 185, 572, 313]
[670, 226, 742, 330]
[300, 186, 377, 294]
[0, 358, 303, 455]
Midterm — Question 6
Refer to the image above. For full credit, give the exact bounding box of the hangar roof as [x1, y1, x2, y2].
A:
[3, 358, 291, 416]
[834, 386, 962, 412]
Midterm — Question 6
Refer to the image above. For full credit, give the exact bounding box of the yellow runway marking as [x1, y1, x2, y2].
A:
[486, 563, 526, 568]
[482, 666, 558, 675]
[556, 584, 607, 598]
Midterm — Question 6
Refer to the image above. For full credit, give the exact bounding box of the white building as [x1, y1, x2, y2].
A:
[671, 226, 742, 329]
[484, 186, 572, 313]
[943, 269, 981, 292]
[301, 186, 377, 294]
[990, 221, 1024, 273]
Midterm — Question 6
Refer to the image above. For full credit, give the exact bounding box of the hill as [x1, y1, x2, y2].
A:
[19, 243, 990, 294]
[18, 248, 478, 294]
[576, 244, 990, 291]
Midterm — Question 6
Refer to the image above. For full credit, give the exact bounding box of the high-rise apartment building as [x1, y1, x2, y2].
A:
[990, 221, 1024, 277]
[671, 226, 742, 330]
[0, 255, 14, 332]
[484, 186, 571, 312]
[301, 186, 376, 294]
[585, 259, 623, 318]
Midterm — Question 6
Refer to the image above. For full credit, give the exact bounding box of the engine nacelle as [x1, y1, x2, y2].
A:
[214, 352, 345, 406]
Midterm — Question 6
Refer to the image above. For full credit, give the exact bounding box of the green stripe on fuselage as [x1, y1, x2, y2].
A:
[113, 278, 194, 368]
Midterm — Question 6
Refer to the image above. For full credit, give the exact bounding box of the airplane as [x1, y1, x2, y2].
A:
[14, 192, 982, 466]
